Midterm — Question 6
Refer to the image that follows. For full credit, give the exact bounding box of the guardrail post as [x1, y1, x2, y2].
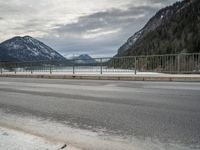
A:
[31, 63, 33, 74]
[14, 64, 16, 74]
[73, 60, 75, 74]
[100, 58, 103, 75]
[135, 57, 137, 75]
[50, 64, 52, 74]
[177, 54, 180, 73]
[0, 64, 2, 74]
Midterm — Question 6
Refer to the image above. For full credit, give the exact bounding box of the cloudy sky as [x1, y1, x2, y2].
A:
[0, 0, 178, 57]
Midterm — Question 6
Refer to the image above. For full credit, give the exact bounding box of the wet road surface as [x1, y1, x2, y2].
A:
[0, 78, 200, 148]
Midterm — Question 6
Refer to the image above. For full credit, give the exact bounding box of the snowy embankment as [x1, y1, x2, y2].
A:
[0, 125, 81, 150]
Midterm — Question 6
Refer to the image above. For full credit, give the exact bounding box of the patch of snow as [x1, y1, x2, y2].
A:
[50, 52, 57, 57]
[0, 126, 62, 150]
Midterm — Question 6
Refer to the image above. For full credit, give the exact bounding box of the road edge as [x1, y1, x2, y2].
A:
[0, 74, 200, 82]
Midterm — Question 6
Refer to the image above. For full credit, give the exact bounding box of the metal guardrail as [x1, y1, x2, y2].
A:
[0, 53, 199, 75]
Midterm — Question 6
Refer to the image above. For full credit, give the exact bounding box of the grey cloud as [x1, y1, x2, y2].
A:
[52, 1, 178, 57]
[147, 0, 179, 4]
[42, 4, 167, 57]
[0, 3, 35, 16]
[55, 6, 156, 35]
[14, 19, 53, 30]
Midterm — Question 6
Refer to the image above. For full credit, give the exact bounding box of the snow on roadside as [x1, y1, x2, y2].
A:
[0, 126, 80, 150]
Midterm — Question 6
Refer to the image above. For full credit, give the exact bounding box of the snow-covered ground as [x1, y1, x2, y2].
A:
[0, 125, 81, 150]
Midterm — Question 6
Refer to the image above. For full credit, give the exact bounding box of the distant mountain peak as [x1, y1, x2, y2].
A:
[0, 35, 66, 62]
[78, 54, 93, 59]
[23, 35, 32, 38]
[65, 54, 96, 64]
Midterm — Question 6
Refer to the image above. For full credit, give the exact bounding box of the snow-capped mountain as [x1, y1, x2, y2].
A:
[66, 54, 97, 64]
[0, 36, 66, 62]
[117, 0, 199, 56]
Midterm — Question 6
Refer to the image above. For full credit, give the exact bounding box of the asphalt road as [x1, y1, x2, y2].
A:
[0, 78, 200, 147]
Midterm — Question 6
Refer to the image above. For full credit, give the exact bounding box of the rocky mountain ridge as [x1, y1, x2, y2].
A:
[117, 0, 200, 56]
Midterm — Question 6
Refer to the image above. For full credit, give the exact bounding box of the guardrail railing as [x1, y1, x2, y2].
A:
[0, 53, 199, 75]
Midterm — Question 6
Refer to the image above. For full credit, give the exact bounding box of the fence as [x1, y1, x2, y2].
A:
[0, 53, 199, 75]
